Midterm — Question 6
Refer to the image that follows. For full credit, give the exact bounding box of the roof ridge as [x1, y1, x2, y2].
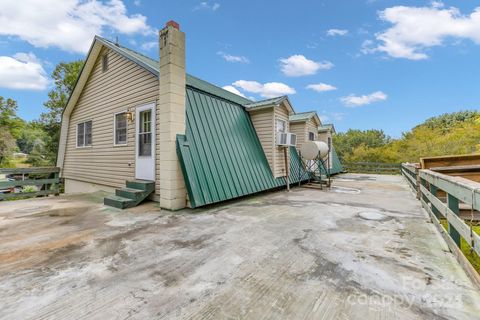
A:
[98, 35, 159, 64]
[94, 35, 252, 105]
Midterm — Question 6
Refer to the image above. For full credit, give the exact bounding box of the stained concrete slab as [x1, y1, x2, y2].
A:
[0, 174, 479, 319]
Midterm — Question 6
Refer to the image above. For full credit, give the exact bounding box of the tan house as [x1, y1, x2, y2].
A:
[288, 111, 322, 152]
[57, 21, 339, 210]
[245, 97, 295, 178]
[318, 124, 336, 169]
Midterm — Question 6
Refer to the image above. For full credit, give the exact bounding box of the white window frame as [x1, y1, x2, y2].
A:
[76, 120, 93, 148]
[113, 111, 128, 146]
[308, 131, 315, 141]
[276, 119, 286, 133]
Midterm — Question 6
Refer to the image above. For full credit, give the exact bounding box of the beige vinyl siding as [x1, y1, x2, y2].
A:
[274, 104, 290, 178]
[318, 131, 330, 144]
[63, 47, 159, 190]
[249, 108, 275, 173]
[317, 131, 333, 168]
[306, 118, 319, 141]
[289, 122, 306, 151]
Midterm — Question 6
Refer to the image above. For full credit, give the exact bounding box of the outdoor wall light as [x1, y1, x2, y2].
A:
[126, 109, 134, 122]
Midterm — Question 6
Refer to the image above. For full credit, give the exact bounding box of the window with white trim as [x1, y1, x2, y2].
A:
[276, 119, 286, 133]
[114, 112, 127, 145]
[308, 131, 315, 141]
[77, 121, 92, 147]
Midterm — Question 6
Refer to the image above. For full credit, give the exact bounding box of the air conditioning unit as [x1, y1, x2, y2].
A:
[276, 132, 297, 146]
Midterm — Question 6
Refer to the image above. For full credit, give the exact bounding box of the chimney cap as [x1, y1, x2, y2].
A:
[166, 20, 180, 30]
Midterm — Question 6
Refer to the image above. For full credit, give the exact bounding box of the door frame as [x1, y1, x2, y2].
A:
[135, 103, 156, 181]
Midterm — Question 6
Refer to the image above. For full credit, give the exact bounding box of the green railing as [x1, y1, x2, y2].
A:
[0, 167, 61, 200]
[343, 162, 402, 175]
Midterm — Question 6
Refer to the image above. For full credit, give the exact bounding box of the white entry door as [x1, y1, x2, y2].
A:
[135, 104, 155, 181]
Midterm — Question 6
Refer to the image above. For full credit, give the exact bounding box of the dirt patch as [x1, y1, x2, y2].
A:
[171, 234, 213, 249]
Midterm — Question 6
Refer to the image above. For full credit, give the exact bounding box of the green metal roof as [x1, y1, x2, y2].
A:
[177, 87, 308, 208]
[94, 36, 315, 207]
[95, 36, 252, 106]
[244, 96, 287, 109]
[318, 146, 344, 175]
[318, 123, 335, 132]
[330, 146, 343, 174]
[289, 111, 317, 122]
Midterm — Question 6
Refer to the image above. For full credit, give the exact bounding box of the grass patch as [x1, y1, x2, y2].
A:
[439, 219, 480, 274]
[11, 158, 31, 168]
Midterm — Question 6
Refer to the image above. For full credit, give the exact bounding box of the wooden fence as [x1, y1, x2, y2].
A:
[0, 167, 61, 200]
[343, 162, 402, 175]
[401, 163, 480, 283]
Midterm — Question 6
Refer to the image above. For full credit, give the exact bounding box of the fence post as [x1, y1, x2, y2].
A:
[415, 166, 421, 199]
[421, 178, 429, 204]
[447, 193, 461, 247]
[54, 171, 60, 196]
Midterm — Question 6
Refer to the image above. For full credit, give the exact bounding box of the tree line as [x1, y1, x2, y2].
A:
[333, 110, 480, 164]
[0, 61, 83, 167]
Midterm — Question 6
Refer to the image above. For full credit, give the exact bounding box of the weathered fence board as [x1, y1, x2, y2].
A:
[343, 162, 401, 174]
[0, 167, 61, 201]
[420, 184, 480, 256]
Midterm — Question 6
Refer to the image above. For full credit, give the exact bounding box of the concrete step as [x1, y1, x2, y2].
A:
[104, 195, 135, 209]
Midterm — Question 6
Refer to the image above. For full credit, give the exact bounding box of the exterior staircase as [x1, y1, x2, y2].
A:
[104, 180, 155, 209]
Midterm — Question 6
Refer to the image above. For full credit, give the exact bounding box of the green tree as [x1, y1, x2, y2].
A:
[335, 110, 480, 164]
[333, 129, 391, 160]
[0, 127, 16, 166]
[26, 139, 48, 167]
[420, 110, 480, 132]
[40, 60, 83, 163]
[17, 121, 46, 154]
[0, 96, 25, 139]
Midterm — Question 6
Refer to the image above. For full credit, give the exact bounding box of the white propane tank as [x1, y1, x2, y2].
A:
[300, 141, 329, 160]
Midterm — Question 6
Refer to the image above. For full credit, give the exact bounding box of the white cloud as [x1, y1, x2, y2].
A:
[194, 2, 220, 11]
[133, 0, 141, 6]
[306, 83, 337, 92]
[370, 3, 480, 60]
[232, 80, 296, 98]
[341, 91, 387, 107]
[0, 0, 152, 54]
[217, 51, 249, 63]
[279, 55, 333, 77]
[0, 53, 49, 90]
[222, 85, 246, 98]
[141, 41, 156, 51]
[326, 29, 348, 37]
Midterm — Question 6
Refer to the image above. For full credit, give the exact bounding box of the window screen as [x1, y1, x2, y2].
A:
[102, 54, 108, 72]
[115, 113, 127, 145]
[77, 121, 92, 147]
[276, 119, 286, 133]
[308, 132, 315, 141]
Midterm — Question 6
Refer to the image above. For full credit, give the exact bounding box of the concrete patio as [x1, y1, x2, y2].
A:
[0, 174, 479, 319]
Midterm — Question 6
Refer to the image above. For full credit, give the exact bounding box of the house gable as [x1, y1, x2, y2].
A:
[61, 45, 158, 190]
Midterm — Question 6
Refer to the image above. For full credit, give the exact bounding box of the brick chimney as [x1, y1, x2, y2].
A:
[158, 21, 187, 210]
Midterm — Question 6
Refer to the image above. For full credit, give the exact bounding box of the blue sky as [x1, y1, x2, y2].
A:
[0, 0, 479, 137]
